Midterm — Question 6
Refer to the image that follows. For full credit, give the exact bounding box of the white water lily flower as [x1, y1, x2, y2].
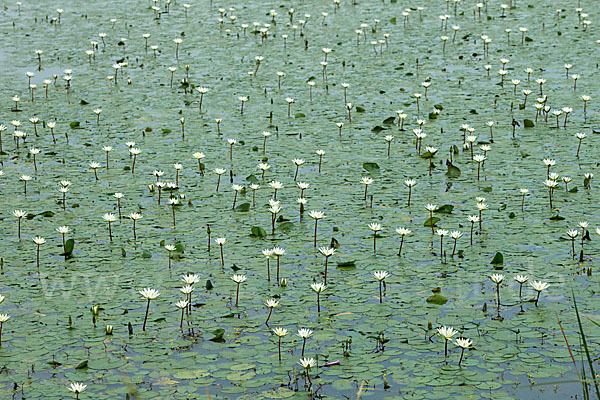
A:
[454, 337, 472, 349]
[437, 326, 458, 340]
[272, 327, 288, 337]
[530, 280, 549, 292]
[299, 357, 316, 369]
[231, 274, 247, 284]
[68, 382, 87, 394]
[372, 271, 390, 281]
[310, 282, 327, 293]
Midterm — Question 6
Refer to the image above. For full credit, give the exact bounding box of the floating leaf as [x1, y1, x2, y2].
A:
[426, 294, 448, 305]
[173, 369, 210, 380]
[294, 112, 306, 118]
[69, 121, 81, 129]
[490, 252, 504, 265]
[424, 217, 440, 227]
[261, 387, 296, 399]
[371, 125, 385, 133]
[382, 116, 396, 125]
[231, 363, 256, 371]
[235, 202, 250, 212]
[278, 222, 294, 232]
[446, 161, 461, 178]
[362, 162, 380, 173]
[209, 328, 226, 342]
[250, 226, 267, 238]
[64, 239, 75, 257]
[336, 260, 356, 269]
[76, 360, 88, 369]
[246, 174, 259, 184]
[434, 204, 454, 214]
[226, 370, 256, 381]
[523, 119, 535, 128]
[355, 106, 366, 112]
[174, 242, 185, 253]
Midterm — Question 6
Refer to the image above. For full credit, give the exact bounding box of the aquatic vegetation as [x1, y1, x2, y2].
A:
[0, 0, 597, 398]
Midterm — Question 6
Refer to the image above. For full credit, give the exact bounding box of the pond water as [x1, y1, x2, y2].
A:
[0, 0, 598, 399]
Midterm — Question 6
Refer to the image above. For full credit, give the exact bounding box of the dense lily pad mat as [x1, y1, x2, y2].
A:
[0, 0, 598, 399]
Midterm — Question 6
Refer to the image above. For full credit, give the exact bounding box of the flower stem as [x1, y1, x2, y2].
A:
[458, 348, 465, 366]
[278, 337, 282, 362]
[142, 299, 150, 331]
[496, 283, 501, 315]
[317, 293, 321, 313]
[276, 258, 280, 283]
[444, 339, 448, 359]
[373, 232, 377, 253]
[265, 308, 273, 325]
[266, 258, 271, 281]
